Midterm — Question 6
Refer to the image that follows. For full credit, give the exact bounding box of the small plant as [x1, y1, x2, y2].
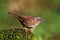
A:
[0, 28, 34, 40]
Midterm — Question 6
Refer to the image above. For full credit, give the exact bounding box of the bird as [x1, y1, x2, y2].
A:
[8, 12, 43, 32]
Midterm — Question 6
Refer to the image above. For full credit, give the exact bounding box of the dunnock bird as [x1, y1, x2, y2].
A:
[8, 12, 43, 32]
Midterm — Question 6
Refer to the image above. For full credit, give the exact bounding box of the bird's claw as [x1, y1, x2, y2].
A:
[23, 27, 28, 32]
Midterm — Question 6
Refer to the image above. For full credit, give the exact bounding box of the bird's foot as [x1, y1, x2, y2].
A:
[23, 27, 28, 32]
[29, 29, 34, 36]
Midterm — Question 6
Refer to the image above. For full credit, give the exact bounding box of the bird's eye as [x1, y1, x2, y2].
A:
[36, 17, 43, 21]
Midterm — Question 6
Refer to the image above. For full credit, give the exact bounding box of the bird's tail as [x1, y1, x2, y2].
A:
[8, 11, 23, 22]
[8, 11, 19, 17]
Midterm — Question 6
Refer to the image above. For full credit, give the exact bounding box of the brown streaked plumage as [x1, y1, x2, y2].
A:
[8, 12, 43, 32]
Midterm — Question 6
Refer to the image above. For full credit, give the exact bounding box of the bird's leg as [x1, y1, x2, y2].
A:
[29, 28, 33, 34]
[23, 27, 28, 32]
[29, 28, 34, 35]
[29, 29, 32, 33]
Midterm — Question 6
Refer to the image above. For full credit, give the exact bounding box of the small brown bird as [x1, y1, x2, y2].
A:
[8, 12, 43, 32]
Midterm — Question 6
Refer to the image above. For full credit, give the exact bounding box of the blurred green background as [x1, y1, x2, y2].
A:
[0, 0, 60, 40]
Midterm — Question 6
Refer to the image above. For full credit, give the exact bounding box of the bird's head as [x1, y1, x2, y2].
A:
[35, 17, 43, 23]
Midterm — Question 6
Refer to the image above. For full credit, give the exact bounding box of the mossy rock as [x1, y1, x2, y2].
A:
[0, 28, 34, 40]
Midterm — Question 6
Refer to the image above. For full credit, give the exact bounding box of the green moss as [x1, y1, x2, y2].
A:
[0, 28, 34, 40]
